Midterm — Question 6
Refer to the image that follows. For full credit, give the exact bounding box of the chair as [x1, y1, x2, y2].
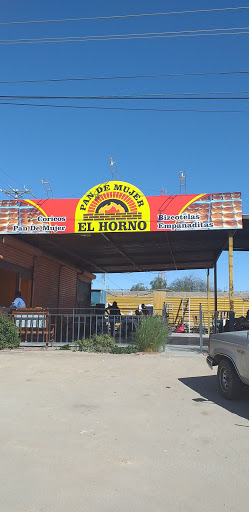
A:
[12, 308, 54, 346]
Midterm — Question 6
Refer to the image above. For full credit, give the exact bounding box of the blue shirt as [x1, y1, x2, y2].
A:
[12, 297, 26, 309]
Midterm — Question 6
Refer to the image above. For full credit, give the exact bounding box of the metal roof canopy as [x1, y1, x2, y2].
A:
[15, 217, 249, 274]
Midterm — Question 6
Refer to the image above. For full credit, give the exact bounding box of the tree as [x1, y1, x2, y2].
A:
[167, 274, 211, 292]
[130, 283, 148, 291]
[150, 276, 167, 290]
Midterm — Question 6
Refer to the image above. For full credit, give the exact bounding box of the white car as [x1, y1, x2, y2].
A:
[207, 331, 249, 400]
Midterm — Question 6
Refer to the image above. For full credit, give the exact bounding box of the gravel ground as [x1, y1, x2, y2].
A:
[0, 349, 248, 512]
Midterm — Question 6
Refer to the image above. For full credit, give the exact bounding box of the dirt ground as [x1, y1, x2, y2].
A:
[0, 350, 248, 512]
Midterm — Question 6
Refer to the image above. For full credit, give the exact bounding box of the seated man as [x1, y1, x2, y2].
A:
[141, 304, 149, 315]
[10, 290, 26, 310]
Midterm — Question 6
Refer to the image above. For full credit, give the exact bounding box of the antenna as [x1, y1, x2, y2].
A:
[179, 171, 186, 194]
[41, 178, 53, 198]
[109, 157, 118, 181]
[161, 185, 166, 195]
[0, 185, 35, 199]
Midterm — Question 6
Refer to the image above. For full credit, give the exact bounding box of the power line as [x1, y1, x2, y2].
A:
[105, 275, 124, 290]
[0, 101, 248, 113]
[0, 166, 23, 187]
[0, 94, 249, 100]
[0, 167, 36, 199]
[0, 177, 10, 188]
[1, 26, 249, 44]
[0, 6, 248, 25]
[1, 70, 249, 84]
[138, 91, 249, 96]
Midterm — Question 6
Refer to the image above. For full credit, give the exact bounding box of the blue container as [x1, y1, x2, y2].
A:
[91, 289, 107, 306]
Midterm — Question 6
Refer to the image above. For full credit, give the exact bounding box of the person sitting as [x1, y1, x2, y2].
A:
[10, 290, 26, 310]
[141, 304, 149, 315]
[108, 301, 121, 316]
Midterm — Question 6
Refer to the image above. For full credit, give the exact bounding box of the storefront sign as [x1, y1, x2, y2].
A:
[0, 182, 242, 234]
[75, 181, 150, 233]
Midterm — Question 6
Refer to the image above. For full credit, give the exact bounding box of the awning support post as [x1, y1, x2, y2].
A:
[214, 261, 218, 333]
[207, 269, 210, 336]
[199, 303, 203, 352]
[228, 233, 235, 331]
[229, 233, 234, 312]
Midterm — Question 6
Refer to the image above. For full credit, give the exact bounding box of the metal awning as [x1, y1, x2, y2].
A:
[15, 216, 249, 274]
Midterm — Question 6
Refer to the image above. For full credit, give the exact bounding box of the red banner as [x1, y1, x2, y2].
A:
[0, 181, 242, 234]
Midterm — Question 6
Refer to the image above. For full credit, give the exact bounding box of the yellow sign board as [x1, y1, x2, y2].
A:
[75, 181, 150, 233]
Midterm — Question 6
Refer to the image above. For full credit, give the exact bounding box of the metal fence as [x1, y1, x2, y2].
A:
[50, 312, 143, 344]
[9, 305, 234, 347]
[12, 309, 147, 345]
[9, 305, 211, 346]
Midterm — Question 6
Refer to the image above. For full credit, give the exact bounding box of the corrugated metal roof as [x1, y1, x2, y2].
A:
[14, 217, 249, 274]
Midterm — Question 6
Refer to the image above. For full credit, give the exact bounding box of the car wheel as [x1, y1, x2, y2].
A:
[217, 358, 242, 400]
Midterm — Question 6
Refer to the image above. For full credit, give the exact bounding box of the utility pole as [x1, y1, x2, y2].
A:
[0, 185, 35, 199]
[109, 157, 118, 180]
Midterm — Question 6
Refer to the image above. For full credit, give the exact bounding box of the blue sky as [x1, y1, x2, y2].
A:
[0, 0, 248, 291]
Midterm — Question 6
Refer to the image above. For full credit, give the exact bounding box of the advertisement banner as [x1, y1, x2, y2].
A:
[75, 181, 150, 233]
[0, 182, 242, 235]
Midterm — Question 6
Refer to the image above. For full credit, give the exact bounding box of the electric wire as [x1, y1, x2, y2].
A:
[0, 6, 248, 25]
[0, 101, 248, 113]
[1, 26, 249, 44]
[0, 177, 10, 189]
[0, 167, 23, 187]
[105, 275, 124, 290]
[1, 70, 249, 84]
[0, 94, 249, 100]
[0, 167, 36, 198]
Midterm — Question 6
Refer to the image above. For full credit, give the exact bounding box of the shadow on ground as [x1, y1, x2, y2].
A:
[179, 375, 249, 423]
[164, 345, 207, 355]
[169, 339, 203, 346]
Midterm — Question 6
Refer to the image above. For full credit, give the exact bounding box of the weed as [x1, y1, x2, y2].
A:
[134, 315, 168, 352]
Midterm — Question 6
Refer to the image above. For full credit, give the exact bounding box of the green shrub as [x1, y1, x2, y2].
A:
[111, 344, 139, 354]
[77, 334, 116, 353]
[59, 344, 71, 350]
[77, 334, 139, 354]
[134, 315, 168, 352]
[0, 315, 20, 350]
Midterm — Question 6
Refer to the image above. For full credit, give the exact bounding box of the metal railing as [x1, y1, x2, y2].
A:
[49, 312, 143, 344]
[9, 304, 229, 347]
[9, 305, 249, 352]
[11, 309, 152, 345]
[9, 304, 208, 345]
